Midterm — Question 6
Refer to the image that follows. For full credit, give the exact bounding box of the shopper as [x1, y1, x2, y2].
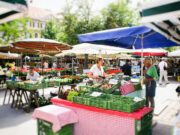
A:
[88, 57, 106, 83]
[122, 60, 132, 76]
[44, 61, 48, 69]
[52, 61, 57, 69]
[26, 67, 40, 81]
[158, 58, 169, 85]
[144, 58, 158, 108]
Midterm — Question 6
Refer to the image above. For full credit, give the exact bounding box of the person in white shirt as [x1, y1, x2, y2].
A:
[52, 62, 57, 69]
[26, 67, 40, 81]
[88, 58, 106, 83]
[44, 61, 48, 69]
[158, 58, 169, 85]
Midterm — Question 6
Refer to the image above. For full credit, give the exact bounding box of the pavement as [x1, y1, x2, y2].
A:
[0, 81, 180, 135]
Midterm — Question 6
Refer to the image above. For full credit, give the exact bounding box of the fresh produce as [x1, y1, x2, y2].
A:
[101, 83, 113, 89]
[63, 88, 78, 99]
[72, 92, 145, 112]
[67, 91, 79, 101]
[5, 71, 13, 77]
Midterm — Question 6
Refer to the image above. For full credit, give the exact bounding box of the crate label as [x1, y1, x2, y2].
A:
[91, 92, 102, 97]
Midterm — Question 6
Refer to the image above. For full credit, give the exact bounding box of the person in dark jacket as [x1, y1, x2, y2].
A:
[122, 60, 132, 76]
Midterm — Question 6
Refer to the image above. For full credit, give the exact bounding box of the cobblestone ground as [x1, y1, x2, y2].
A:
[0, 81, 179, 135]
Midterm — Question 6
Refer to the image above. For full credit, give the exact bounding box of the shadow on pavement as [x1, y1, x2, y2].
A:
[153, 123, 172, 135]
[0, 104, 34, 128]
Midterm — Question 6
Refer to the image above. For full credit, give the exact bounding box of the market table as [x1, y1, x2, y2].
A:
[51, 97, 153, 135]
[4, 80, 83, 113]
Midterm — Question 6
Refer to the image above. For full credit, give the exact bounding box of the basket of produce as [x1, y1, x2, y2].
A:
[120, 81, 134, 95]
[6, 81, 14, 87]
[98, 81, 121, 94]
[58, 78, 73, 85]
[89, 83, 102, 92]
[24, 81, 43, 90]
[109, 97, 145, 113]
[18, 82, 25, 89]
[48, 81, 60, 87]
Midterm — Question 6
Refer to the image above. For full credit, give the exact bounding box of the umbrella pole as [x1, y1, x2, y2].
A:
[141, 34, 144, 85]
[72, 57, 73, 75]
[41, 56, 44, 96]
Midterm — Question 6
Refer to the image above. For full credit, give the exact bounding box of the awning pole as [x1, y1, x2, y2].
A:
[141, 34, 144, 84]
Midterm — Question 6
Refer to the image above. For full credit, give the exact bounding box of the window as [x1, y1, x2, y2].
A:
[26, 22, 31, 27]
[26, 33, 30, 38]
[34, 33, 38, 38]
[33, 21, 38, 28]
[41, 23, 45, 29]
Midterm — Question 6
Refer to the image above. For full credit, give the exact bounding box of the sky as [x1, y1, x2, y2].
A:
[29, 0, 126, 13]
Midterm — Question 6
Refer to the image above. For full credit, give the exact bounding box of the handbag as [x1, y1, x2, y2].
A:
[164, 63, 167, 70]
[176, 86, 180, 93]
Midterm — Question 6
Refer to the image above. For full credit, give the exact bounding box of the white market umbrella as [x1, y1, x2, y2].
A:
[56, 43, 130, 56]
[129, 48, 168, 56]
[0, 52, 20, 59]
[168, 49, 180, 57]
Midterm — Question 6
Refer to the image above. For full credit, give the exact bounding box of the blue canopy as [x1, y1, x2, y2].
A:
[78, 26, 179, 49]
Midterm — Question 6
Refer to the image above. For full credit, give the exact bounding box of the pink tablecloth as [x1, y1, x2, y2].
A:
[52, 98, 152, 135]
[32, 105, 78, 132]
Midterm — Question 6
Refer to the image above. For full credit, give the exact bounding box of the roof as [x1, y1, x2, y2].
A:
[26, 6, 56, 21]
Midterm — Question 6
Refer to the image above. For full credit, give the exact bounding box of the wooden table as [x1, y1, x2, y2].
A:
[4, 86, 39, 113]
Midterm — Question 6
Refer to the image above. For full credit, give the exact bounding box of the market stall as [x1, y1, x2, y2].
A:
[51, 98, 152, 135]
[78, 25, 179, 80]
[4, 74, 88, 112]
[31, 74, 152, 135]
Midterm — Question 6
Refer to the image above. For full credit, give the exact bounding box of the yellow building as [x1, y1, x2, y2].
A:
[25, 6, 57, 38]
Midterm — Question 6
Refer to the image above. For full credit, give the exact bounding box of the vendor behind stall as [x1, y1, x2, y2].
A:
[88, 58, 106, 83]
[122, 60, 132, 76]
[26, 67, 40, 81]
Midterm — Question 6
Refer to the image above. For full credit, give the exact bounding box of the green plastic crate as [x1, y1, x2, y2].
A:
[82, 97, 91, 106]
[48, 81, 60, 87]
[98, 100, 110, 109]
[6, 81, 14, 87]
[135, 110, 153, 135]
[109, 97, 145, 113]
[37, 119, 73, 135]
[72, 96, 84, 104]
[24, 83, 43, 90]
[89, 98, 100, 108]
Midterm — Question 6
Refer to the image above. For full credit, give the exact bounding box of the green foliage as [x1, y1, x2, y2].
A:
[41, 20, 60, 40]
[58, 0, 140, 45]
[0, 0, 140, 46]
[0, 18, 31, 45]
[163, 47, 179, 52]
[101, 0, 140, 29]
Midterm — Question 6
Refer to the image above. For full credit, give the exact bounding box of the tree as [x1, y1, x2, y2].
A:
[41, 20, 60, 40]
[59, 0, 104, 45]
[163, 47, 179, 52]
[0, 18, 30, 45]
[58, 0, 140, 45]
[101, 0, 140, 29]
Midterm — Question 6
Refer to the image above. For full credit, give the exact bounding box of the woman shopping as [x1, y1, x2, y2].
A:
[26, 67, 40, 81]
[144, 58, 158, 108]
[88, 58, 106, 83]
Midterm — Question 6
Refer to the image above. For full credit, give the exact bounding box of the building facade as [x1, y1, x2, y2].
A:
[25, 6, 56, 38]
